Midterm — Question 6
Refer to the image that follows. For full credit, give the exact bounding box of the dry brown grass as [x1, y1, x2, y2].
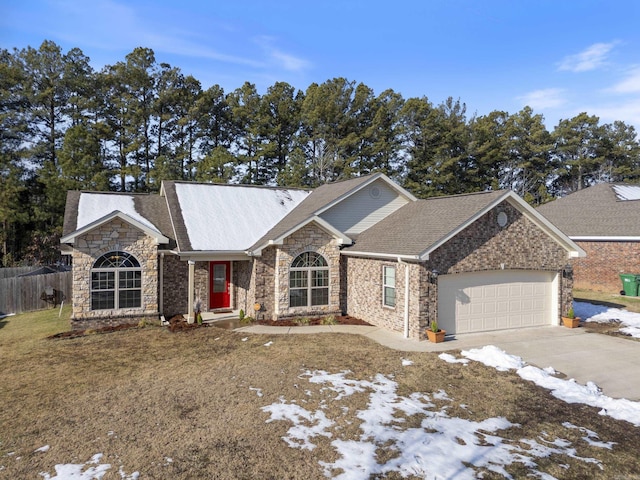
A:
[1, 309, 639, 479]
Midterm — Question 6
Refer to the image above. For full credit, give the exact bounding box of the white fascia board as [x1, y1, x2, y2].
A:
[60, 210, 169, 245]
[314, 173, 417, 216]
[571, 236, 640, 242]
[251, 216, 352, 256]
[340, 250, 421, 261]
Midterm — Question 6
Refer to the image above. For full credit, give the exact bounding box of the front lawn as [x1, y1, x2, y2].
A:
[1, 309, 639, 479]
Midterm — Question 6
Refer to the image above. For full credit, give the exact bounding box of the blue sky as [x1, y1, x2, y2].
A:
[2, 0, 640, 131]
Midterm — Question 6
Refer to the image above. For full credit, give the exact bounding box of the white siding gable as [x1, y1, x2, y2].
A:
[319, 179, 411, 235]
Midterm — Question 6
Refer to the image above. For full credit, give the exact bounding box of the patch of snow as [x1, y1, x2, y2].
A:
[459, 345, 640, 427]
[241, 337, 248, 342]
[262, 400, 333, 450]
[40, 454, 110, 480]
[174, 183, 310, 251]
[249, 387, 264, 397]
[263, 370, 608, 479]
[118, 466, 139, 480]
[439, 352, 470, 364]
[264, 341, 273, 347]
[401, 359, 413, 366]
[563, 422, 616, 449]
[0, 313, 15, 320]
[77, 194, 160, 234]
[34, 445, 50, 453]
[543, 366, 557, 375]
[462, 345, 525, 371]
[574, 301, 640, 338]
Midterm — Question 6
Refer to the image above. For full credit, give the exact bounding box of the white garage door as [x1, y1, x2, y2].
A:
[437, 270, 557, 334]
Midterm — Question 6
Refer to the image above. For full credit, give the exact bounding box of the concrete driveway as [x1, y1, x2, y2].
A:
[363, 325, 640, 401]
[239, 323, 640, 400]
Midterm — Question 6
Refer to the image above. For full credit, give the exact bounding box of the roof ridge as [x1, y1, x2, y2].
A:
[168, 180, 311, 191]
[421, 189, 505, 201]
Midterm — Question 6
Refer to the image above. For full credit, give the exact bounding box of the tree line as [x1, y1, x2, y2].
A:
[2, 40, 639, 266]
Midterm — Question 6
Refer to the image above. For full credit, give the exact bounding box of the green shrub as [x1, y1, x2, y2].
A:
[430, 320, 439, 333]
[294, 317, 310, 326]
[240, 315, 254, 325]
[239, 309, 245, 321]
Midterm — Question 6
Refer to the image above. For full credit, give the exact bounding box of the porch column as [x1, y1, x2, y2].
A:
[187, 260, 195, 324]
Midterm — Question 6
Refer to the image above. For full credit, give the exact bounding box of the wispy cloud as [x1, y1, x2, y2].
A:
[518, 88, 567, 110]
[608, 66, 640, 94]
[255, 36, 311, 72]
[557, 42, 617, 72]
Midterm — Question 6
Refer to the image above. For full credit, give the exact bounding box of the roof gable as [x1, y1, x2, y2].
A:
[249, 173, 415, 253]
[61, 191, 171, 246]
[346, 190, 584, 260]
[60, 210, 169, 245]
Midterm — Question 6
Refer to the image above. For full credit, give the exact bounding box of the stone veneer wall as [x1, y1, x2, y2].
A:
[428, 201, 573, 320]
[70, 218, 159, 329]
[273, 224, 342, 319]
[571, 241, 640, 293]
[344, 257, 428, 339]
[234, 260, 254, 315]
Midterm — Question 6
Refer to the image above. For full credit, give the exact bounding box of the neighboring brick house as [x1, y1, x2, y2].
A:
[61, 173, 583, 339]
[537, 183, 640, 294]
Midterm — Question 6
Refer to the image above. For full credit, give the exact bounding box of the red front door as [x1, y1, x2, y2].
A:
[210, 261, 231, 309]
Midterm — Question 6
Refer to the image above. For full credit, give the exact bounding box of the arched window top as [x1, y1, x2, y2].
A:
[291, 251, 327, 269]
[93, 251, 140, 269]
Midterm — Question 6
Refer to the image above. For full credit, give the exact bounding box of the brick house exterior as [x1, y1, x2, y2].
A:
[538, 183, 640, 293]
[61, 174, 583, 338]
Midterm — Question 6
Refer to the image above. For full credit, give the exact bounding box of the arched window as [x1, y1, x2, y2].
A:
[91, 251, 142, 310]
[289, 251, 329, 307]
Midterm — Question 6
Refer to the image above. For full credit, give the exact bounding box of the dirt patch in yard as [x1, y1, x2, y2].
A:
[582, 320, 640, 342]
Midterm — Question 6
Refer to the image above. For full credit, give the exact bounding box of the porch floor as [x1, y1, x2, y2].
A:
[201, 310, 241, 329]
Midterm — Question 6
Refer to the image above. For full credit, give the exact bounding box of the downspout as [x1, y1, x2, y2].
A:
[398, 257, 410, 339]
[159, 253, 164, 315]
[187, 260, 195, 324]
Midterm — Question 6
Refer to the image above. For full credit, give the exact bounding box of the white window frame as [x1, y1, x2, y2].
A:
[90, 251, 142, 310]
[289, 251, 329, 308]
[383, 265, 396, 308]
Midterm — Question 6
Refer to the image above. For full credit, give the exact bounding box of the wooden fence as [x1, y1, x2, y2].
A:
[0, 266, 35, 280]
[0, 271, 72, 315]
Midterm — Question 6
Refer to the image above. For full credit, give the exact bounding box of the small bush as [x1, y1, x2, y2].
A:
[239, 309, 245, 321]
[240, 315, 254, 325]
[294, 317, 310, 326]
[430, 320, 439, 333]
[321, 315, 338, 325]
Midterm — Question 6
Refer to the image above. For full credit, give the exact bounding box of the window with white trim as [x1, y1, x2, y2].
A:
[383, 265, 396, 307]
[289, 252, 329, 307]
[91, 251, 142, 310]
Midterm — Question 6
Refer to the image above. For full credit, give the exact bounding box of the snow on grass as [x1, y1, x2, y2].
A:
[262, 369, 610, 479]
[401, 359, 413, 366]
[35, 445, 50, 453]
[574, 300, 640, 338]
[38, 452, 139, 480]
[458, 345, 640, 427]
[264, 341, 274, 347]
[438, 352, 469, 365]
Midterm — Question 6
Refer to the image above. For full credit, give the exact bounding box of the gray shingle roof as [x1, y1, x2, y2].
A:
[536, 183, 640, 237]
[249, 175, 380, 251]
[346, 190, 508, 257]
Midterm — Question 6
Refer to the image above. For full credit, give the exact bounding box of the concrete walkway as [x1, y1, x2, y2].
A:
[235, 323, 640, 401]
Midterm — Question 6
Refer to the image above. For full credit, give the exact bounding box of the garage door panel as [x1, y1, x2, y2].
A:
[438, 270, 556, 335]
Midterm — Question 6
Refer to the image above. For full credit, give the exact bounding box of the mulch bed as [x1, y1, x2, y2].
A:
[48, 314, 372, 338]
[256, 315, 371, 327]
